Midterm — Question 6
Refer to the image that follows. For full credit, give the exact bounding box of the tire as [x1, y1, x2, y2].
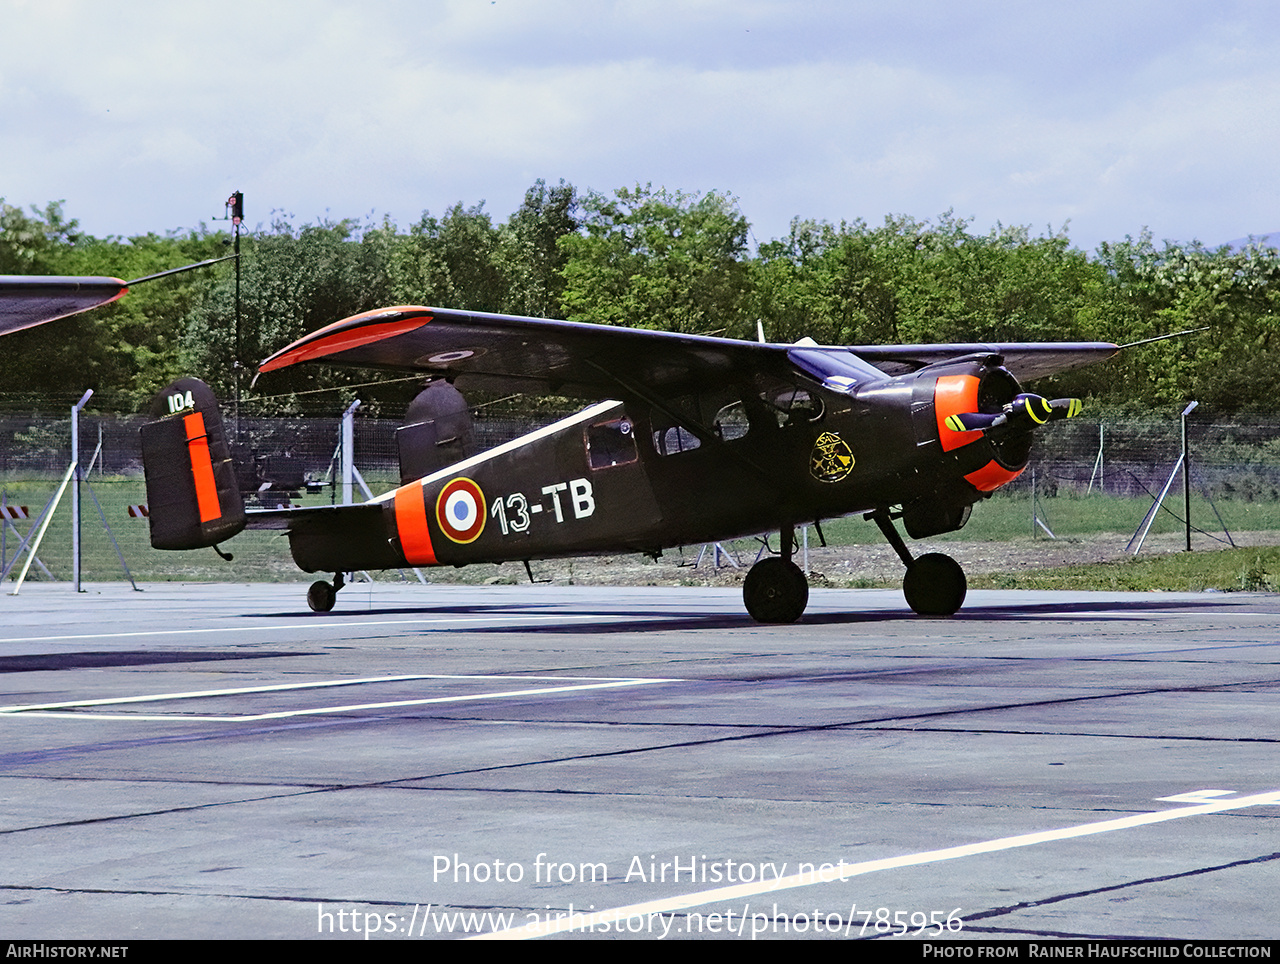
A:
[743, 558, 809, 623]
[902, 553, 967, 616]
[307, 580, 337, 613]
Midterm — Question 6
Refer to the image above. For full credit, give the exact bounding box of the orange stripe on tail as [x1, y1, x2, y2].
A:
[183, 412, 221, 523]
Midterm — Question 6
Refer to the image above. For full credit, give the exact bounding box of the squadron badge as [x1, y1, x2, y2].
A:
[809, 432, 854, 483]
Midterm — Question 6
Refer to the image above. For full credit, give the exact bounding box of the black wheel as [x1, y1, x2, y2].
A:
[902, 552, 967, 616]
[307, 580, 337, 613]
[743, 558, 809, 623]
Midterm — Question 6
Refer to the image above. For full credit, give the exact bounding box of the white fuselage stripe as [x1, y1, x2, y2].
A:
[371, 400, 622, 503]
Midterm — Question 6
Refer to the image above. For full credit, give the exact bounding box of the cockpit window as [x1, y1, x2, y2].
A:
[759, 380, 825, 427]
[713, 401, 750, 440]
[586, 416, 639, 468]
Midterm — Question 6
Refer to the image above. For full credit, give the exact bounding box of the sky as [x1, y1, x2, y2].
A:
[3, 0, 1279, 252]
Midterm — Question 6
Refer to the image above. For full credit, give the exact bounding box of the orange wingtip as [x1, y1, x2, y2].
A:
[257, 306, 432, 373]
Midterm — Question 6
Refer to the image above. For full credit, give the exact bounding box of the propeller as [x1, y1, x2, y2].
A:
[945, 394, 1082, 433]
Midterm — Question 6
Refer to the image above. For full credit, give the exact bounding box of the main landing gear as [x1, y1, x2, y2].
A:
[307, 572, 345, 613]
[743, 525, 809, 623]
[871, 511, 967, 616]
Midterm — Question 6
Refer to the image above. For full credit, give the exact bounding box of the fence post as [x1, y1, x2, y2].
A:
[341, 399, 360, 506]
[1182, 401, 1198, 551]
[71, 389, 93, 592]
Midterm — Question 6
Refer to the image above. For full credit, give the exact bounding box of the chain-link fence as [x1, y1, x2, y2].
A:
[1, 409, 1277, 584]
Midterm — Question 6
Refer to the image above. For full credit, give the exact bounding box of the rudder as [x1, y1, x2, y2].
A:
[141, 377, 245, 550]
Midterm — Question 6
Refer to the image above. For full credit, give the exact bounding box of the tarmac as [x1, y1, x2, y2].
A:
[1, 580, 1277, 940]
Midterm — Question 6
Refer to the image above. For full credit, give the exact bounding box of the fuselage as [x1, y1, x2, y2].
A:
[285, 358, 1033, 574]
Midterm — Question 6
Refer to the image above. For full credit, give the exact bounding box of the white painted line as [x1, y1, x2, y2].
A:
[0, 673, 680, 722]
[471, 788, 1280, 940]
[0, 612, 633, 645]
[1157, 789, 1237, 803]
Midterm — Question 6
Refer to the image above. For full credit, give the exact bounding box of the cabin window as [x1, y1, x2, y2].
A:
[652, 424, 701, 455]
[649, 388, 758, 456]
[586, 416, 639, 469]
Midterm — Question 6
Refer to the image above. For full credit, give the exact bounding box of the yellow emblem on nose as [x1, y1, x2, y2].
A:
[810, 432, 854, 483]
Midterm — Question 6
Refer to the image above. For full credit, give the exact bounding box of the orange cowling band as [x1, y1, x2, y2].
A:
[934, 374, 1025, 492]
[933, 375, 983, 452]
[965, 460, 1024, 492]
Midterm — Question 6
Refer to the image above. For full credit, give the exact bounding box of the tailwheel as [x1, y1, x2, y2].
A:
[307, 580, 336, 613]
[902, 553, 967, 616]
[306, 572, 344, 613]
[743, 557, 809, 624]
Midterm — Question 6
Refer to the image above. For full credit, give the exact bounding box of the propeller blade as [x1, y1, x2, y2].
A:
[1049, 397, 1084, 420]
[944, 412, 1004, 432]
[1008, 394, 1084, 427]
[946, 396, 1083, 435]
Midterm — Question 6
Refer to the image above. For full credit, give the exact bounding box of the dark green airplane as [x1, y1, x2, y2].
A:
[140, 305, 1116, 622]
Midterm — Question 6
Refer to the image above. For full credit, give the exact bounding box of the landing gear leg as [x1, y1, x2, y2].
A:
[307, 572, 345, 613]
[743, 524, 809, 623]
[870, 511, 967, 616]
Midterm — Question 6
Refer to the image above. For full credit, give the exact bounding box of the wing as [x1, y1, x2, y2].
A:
[256, 305, 1120, 394]
[257, 305, 798, 397]
[0, 275, 128, 336]
[848, 343, 1120, 379]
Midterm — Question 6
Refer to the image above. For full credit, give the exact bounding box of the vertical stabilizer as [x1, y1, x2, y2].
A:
[140, 377, 245, 550]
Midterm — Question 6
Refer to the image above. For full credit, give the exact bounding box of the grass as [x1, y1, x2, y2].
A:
[817, 491, 1280, 545]
[967, 546, 1280, 593]
[2, 475, 1277, 592]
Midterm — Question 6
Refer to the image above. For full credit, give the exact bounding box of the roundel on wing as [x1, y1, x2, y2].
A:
[435, 477, 487, 543]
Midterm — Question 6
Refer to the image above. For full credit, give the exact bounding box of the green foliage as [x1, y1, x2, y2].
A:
[1093, 232, 1280, 411]
[750, 213, 1105, 355]
[6, 185, 1280, 417]
[184, 215, 395, 410]
[0, 200, 228, 410]
[968, 546, 1280, 593]
[388, 180, 581, 320]
[0, 199, 79, 273]
[559, 185, 750, 336]
[390, 203, 505, 312]
[500, 179, 579, 317]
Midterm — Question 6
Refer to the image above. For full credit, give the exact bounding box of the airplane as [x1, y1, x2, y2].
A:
[0, 275, 129, 335]
[0, 258, 237, 336]
[139, 305, 1118, 621]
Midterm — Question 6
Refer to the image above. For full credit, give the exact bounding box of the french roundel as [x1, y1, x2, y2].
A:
[435, 477, 486, 544]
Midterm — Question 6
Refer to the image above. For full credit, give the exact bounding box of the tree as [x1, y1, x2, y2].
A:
[390, 203, 507, 312]
[183, 216, 395, 409]
[559, 185, 751, 336]
[499, 179, 579, 317]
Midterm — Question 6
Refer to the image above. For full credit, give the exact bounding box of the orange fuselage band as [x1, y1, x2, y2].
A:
[394, 482, 438, 565]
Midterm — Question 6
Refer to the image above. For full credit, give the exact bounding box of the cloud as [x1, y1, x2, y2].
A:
[4, 0, 1279, 249]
